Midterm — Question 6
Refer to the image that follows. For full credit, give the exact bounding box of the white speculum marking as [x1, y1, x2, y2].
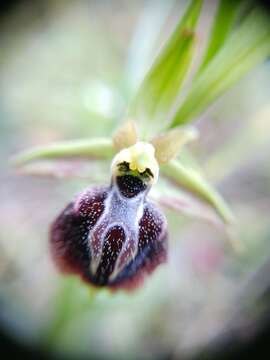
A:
[88, 182, 144, 281]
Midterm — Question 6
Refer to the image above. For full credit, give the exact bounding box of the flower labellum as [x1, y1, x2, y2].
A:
[50, 142, 168, 291]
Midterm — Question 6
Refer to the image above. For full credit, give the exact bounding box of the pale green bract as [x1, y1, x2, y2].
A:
[129, 0, 203, 136]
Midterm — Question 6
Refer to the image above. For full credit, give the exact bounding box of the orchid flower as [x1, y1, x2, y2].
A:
[12, 0, 270, 290]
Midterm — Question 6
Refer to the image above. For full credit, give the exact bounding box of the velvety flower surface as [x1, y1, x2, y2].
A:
[50, 173, 168, 291]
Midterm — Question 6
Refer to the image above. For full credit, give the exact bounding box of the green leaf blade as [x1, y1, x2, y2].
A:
[196, 0, 242, 75]
[170, 7, 270, 127]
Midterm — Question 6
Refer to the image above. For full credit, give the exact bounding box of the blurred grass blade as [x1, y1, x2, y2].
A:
[161, 160, 234, 224]
[169, 7, 270, 127]
[12, 138, 115, 166]
[196, 0, 242, 75]
[125, 0, 176, 93]
[129, 0, 203, 133]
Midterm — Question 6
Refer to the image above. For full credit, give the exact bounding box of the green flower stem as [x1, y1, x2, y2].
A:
[12, 138, 116, 166]
[161, 160, 234, 224]
[43, 277, 97, 349]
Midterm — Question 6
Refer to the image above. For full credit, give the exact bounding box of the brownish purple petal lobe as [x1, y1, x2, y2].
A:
[50, 187, 108, 278]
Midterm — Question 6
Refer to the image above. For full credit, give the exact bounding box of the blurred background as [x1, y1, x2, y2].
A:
[0, 1, 270, 359]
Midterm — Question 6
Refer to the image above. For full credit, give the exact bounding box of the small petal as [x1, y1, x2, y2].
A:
[151, 126, 198, 164]
[112, 120, 138, 151]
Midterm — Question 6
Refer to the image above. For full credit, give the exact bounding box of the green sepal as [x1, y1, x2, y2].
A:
[12, 138, 116, 166]
[161, 159, 234, 224]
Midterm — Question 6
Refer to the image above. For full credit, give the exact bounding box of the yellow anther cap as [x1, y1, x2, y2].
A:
[111, 142, 159, 184]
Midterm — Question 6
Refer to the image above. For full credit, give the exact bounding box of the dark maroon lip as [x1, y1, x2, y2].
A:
[50, 181, 168, 291]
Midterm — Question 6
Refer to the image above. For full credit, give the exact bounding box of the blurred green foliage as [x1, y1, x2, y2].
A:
[0, 1, 270, 359]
